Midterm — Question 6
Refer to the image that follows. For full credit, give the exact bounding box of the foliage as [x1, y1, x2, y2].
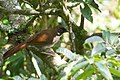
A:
[0, 0, 120, 80]
[54, 31, 120, 80]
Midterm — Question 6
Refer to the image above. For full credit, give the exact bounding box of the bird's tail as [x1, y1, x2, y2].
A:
[3, 42, 28, 60]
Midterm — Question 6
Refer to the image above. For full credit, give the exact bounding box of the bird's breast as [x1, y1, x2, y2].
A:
[52, 35, 61, 44]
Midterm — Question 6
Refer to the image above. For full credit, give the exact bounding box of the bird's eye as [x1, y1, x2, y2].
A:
[57, 29, 62, 36]
[57, 27, 67, 36]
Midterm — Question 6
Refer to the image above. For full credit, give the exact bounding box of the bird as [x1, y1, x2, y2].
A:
[3, 25, 68, 60]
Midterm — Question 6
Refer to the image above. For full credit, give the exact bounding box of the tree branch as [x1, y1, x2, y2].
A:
[0, 6, 61, 15]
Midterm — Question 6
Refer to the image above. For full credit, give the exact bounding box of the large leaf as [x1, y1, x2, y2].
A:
[25, 0, 39, 9]
[32, 56, 42, 78]
[106, 49, 116, 57]
[102, 31, 119, 45]
[69, 61, 89, 77]
[95, 61, 113, 80]
[75, 67, 95, 80]
[56, 47, 80, 60]
[102, 31, 111, 44]
[58, 61, 78, 80]
[31, 0, 39, 9]
[6, 51, 24, 62]
[109, 33, 119, 45]
[107, 58, 120, 67]
[14, 75, 22, 80]
[92, 43, 106, 56]
[86, 0, 101, 12]
[85, 36, 104, 43]
[80, 3, 93, 22]
[109, 67, 120, 77]
[6, 54, 24, 76]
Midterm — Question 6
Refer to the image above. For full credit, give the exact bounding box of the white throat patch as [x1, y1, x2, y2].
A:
[57, 32, 61, 36]
[53, 36, 61, 44]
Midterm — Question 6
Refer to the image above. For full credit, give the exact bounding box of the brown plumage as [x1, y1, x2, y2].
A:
[3, 25, 67, 60]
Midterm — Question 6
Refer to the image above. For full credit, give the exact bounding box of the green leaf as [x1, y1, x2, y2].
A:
[74, 0, 83, 2]
[25, 0, 39, 9]
[40, 74, 47, 80]
[70, 61, 89, 77]
[76, 67, 95, 80]
[86, 0, 101, 12]
[28, 74, 48, 80]
[58, 61, 78, 80]
[80, 3, 93, 22]
[92, 43, 106, 56]
[106, 49, 116, 57]
[109, 67, 120, 77]
[109, 33, 119, 45]
[95, 61, 113, 80]
[31, 0, 39, 9]
[102, 31, 119, 45]
[28, 77, 40, 80]
[6, 56, 24, 76]
[0, 32, 7, 46]
[14, 75, 22, 80]
[85, 36, 104, 43]
[32, 56, 42, 78]
[56, 47, 80, 60]
[107, 58, 120, 67]
[102, 31, 111, 44]
[2, 19, 10, 25]
[6, 51, 24, 62]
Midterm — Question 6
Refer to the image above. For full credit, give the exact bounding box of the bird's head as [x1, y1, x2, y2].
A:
[55, 25, 68, 36]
